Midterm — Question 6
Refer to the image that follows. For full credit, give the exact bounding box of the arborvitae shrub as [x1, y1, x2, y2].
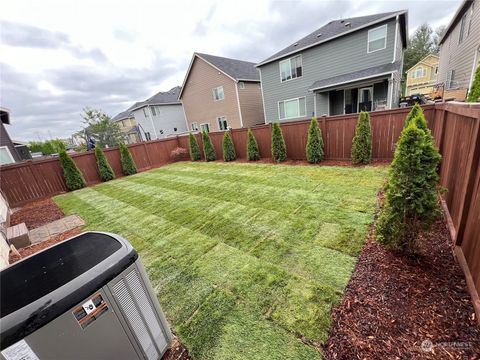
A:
[95, 144, 115, 181]
[376, 122, 441, 254]
[59, 150, 86, 191]
[351, 111, 372, 164]
[404, 103, 424, 127]
[119, 143, 137, 175]
[222, 131, 236, 162]
[202, 131, 216, 161]
[271, 123, 287, 162]
[306, 117, 324, 163]
[247, 129, 260, 161]
[467, 66, 480, 102]
[188, 133, 201, 161]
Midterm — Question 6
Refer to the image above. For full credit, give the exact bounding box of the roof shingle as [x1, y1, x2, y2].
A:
[196, 53, 260, 81]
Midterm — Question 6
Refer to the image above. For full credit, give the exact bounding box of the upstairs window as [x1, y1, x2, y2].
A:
[213, 86, 224, 101]
[151, 106, 156, 116]
[191, 122, 199, 131]
[368, 25, 387, 53]
[200, 123, 210, 133]
[415, 67, 426, 78]
[238, 82, 245, 89]
[143, 108, 148, 117]
[217, 116, 228, 131]
[280, 55, 302, 82]
[459, 13, 466, 43]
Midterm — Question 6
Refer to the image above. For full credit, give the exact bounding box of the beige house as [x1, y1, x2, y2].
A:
[405, 54, 439, 96]
[111, 109, 141, 144]
[179, 53, 264, 132]
[438, 0, 480, 101]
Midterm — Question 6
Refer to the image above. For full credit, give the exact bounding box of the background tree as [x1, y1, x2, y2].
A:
[271, 123, 287, 162]
[351, 112, 372, 164]
[119, 143, 137, 175]
[59, 150, 86, 191]
[202, 131, 216, 161]
[28, 139, 66, 155]
[432, 25, 447, 53]
[306, 117, 324, 163]
[247, 129, 260, 161]
[467, 66, 480, 102]
[222, 131, 236, 162]
[403, 24, 435, 75]
[188, 133, 201, 161]
[94, 144, 115, 181]
[81, 107, 124, 148]
[404, 103, 424, 127]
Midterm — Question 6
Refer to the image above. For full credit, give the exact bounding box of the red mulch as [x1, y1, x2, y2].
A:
[161, 337, 191, 360]
[323, 217, 480, 359]
[226, 158, 390, 167]
[9, 228, 81, 264]
[10, 198, 64, 230]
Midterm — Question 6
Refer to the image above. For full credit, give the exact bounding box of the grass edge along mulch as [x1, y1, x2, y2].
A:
[323, 211, 480, 359]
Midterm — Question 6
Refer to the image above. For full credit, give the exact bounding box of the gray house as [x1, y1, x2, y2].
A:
[117, 86, 187, 141]
[257, 11, 408, 122]
[0, 108, 21, 165]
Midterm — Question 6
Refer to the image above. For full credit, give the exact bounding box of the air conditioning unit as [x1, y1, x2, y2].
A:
[0, 232, 172, 360]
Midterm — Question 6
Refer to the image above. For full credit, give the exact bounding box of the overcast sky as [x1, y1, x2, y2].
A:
[1, 0, 460, 141]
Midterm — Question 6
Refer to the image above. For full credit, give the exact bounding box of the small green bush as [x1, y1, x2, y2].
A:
[59, 150, 86, 191]
[119, 143, 137, 175]
[404, 103, 424, 127]
[247, 129, 260, 161]
[189, 133, 201, 161]
[271, 123, 287, 162]
[222, 131, 236, 162]
[202, 131, 216, 161]
[95, 144, 115, 181]
[351, 111, 372, 164]
[306, 117, 324, 163]
[376, 118, 441, 254]
[467, 66, 480, 102]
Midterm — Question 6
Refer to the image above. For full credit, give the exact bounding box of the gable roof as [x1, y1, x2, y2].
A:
[257, 10, 408, 67]
[406, 54, 439, 73]
[439, 0, 473, 45]
[178, 53, 260, 99]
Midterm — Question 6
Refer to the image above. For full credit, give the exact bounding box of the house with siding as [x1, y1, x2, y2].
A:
[405, 54, 439, 96]
[125, 86, 187, 141]
[0, 108, 21, 165]
[256, 11, 408, 122]
[178, 53, 264, 132]
[111, 108, 141, 144]
[438, 0, 480, 101]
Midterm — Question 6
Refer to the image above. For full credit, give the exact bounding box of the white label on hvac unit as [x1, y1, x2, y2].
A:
[82, 299, 96, 315]
[1, 340, 40, 360]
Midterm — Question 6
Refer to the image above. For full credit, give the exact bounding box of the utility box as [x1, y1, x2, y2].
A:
[0, 232, 172, 360]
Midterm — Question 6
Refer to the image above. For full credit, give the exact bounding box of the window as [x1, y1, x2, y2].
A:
[415, 67, 426, 78]
[191, 122, 199, 131]
[459, 13, 466, 43]
[144, 132, 151, 141]
[200, 123, 210, 132]
[213, 86, 224, 101]
[368, 25, 387, 53]
[143, 108, 148, 117]
[238, 82, 245, 89]
[279, 55, 302, 82]
[151, 106, 156, 116]
[468, 2, 475, 35]
[217, 116, 228, 131]
[278, 97, 306, 120]
[0, 146, 15, 165]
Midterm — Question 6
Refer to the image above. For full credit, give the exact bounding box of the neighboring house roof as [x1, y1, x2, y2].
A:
[406, 54, 440, 73]
[111, 109, 134, 122]
[0, 107, 11, 125]
[257, 10, 408, 67]
[309, 61, 401, 91]
[439, 0, 473, 45]
[178, 53, 260, 99]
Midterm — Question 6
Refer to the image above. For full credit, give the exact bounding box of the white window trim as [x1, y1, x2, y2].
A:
[191, 122, 199, 131]
[200, 122, 210, 132]
[279, 55, 303, 83]
[277, 96, 307, 120]
[212, 86, 225, 101]
[238, 81, 245, 89]
[367, 24, 387, 53]
[217, 116, 228, 131]
[0, 146, 15, 164]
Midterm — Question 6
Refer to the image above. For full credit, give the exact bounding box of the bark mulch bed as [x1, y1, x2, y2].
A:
[9, 228, 81, 264]
[233, 158, 390, 167]
[10, 198, 64, 230]
[161, 337, 191, 360]
[323, 217, 480, 359]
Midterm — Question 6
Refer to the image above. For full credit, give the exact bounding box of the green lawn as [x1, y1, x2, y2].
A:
[54, 162, 386, 359]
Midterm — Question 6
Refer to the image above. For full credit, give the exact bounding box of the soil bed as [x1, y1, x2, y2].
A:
[323, 217, 480, 359]
[10, 198, 64, 230]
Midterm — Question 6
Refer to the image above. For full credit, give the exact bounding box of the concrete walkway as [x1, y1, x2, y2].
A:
[29, 215, 84, 244]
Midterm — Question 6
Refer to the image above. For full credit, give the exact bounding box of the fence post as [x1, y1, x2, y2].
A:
[143, 142, 152, 168]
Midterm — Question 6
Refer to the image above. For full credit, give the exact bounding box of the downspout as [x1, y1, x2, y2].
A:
[234, 81, 244, 128]
[259, 70, 268, 124]
[392, 15, 399, 63]
[147, 104, 158, 139]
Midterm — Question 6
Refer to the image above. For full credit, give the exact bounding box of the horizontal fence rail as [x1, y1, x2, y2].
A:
[0, 102, 479, 317]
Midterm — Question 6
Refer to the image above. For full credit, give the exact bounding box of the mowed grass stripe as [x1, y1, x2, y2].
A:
[54, 162, 386, 359]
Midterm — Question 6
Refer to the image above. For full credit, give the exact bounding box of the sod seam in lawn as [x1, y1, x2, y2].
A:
[55, 162, 386, 360]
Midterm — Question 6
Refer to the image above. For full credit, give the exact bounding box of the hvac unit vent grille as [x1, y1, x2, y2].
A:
[112, 268, 166, 360]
